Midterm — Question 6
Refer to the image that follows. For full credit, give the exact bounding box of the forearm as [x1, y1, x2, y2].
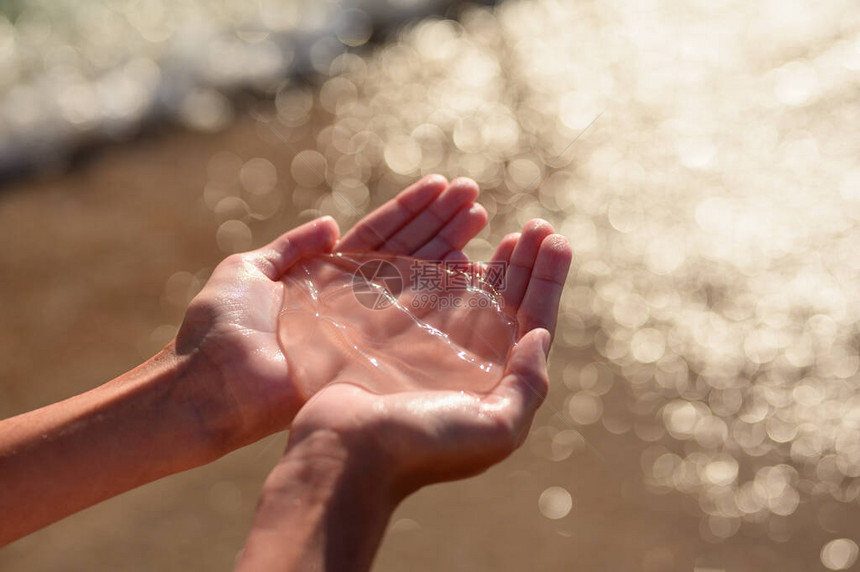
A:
[0, 344, 227, 545]
[237, 430, 396, 572]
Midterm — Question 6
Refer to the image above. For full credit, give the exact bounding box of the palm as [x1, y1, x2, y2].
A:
[177, 253, 302, 439]
[293, 382, 522, 490]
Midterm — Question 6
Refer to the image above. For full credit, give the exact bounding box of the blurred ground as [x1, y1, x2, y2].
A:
[3, 0, 860, 570]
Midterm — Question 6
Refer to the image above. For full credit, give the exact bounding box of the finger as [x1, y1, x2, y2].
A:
[502, 219, 554, 311]
[490, 328, 551, 429]
[254, 216, 340, 279]
[516, 234, 572, 338]
[412, 203, 488, 260]
[380, 178, 480, 255]
[485, 232, 519, 290]
[490, 233, 519, 265]
[337, 174, 447, 252]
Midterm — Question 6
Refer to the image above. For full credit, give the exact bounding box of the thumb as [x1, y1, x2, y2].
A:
[493, 328, 551, 420]
[255, 216, 340, 279]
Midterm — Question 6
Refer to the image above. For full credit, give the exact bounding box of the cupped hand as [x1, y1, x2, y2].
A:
[285, 224, 571, 496]
[173, 175, 488, 452]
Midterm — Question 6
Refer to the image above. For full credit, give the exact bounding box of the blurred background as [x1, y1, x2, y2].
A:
[2, 0, 860, 570]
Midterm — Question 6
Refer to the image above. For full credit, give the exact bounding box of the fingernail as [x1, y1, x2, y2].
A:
[538, 329, 551, 355]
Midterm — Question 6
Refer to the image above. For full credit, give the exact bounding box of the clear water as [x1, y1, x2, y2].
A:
[277, 252, 516, 398]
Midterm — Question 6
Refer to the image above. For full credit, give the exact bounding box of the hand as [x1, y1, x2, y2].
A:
[286, 222, 571, 495]
[173, 175, 488, 453]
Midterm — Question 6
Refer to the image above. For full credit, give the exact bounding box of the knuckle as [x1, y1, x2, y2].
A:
[220, 252, 246, 269]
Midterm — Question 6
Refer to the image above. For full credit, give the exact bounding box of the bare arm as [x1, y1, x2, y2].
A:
[237, 430, 394, 572]
[0, 345, 225, 544]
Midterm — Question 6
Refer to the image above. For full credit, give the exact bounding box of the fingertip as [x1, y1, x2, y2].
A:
[449, 177, 480, 200]
[423, 173, 449, 188]
[316, 215, 341, 248]
[529, 234, 572, 284]
[516, 327, 551, 357]
[415, 174, 448, 198]
[469, 203, 489, 227]
[533, 327, 552, 356]
[541, 233, 571, 254]
[317, 214, 337, 230]
[522, 218, 555, 237]
[541, 232, 572, 263]
[497, 329, 550, 411]
[257, 216, 342, 279]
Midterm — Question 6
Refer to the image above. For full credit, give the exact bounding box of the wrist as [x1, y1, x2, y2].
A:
[240, 430, 398, 572]
[125, 342, 237, 467]
[265, 428, 397, 505]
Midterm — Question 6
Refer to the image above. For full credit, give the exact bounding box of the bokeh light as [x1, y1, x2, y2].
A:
[3, 0, 860, 569]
